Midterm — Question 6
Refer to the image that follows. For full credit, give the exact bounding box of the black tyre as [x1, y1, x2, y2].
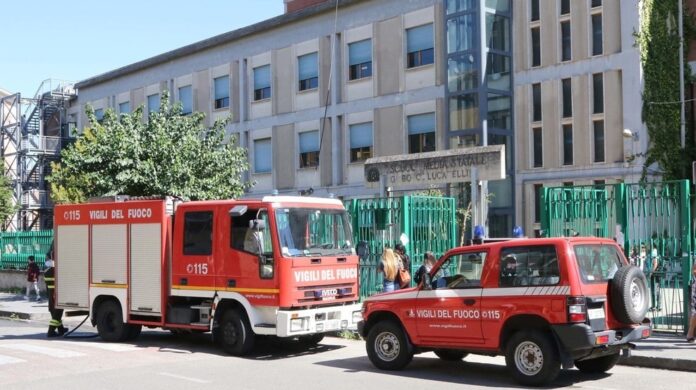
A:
[610, 265, 649, 324]
[366, 321, 413, 370]
[96, 300, 129, 342]
[215, 310, 255, 356]
[505, 330, 560, 387]
[575, 353, 620, 373]
[125, 324, 142, 341]
[434, 349, 468, 361]
[298, 333, 325, 346]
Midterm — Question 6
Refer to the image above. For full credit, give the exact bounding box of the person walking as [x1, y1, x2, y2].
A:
[43, 253, 67, 337]
[25, 256, 41, 301]
[379, 248, 401, 293]
[686, 263, 696, 343]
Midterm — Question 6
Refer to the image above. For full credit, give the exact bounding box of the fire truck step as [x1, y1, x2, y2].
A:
[189, 322, 210, 327]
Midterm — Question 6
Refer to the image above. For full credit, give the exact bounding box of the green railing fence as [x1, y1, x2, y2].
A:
[541, 180, 693, 332]
[0, 230, 54, 270]
[348, 196, 456, 300]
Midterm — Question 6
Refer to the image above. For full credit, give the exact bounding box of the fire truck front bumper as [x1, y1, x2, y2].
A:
[275, 303, 363, 337]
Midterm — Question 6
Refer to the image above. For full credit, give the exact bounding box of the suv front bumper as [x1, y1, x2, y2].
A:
[552, 323, 651, 361]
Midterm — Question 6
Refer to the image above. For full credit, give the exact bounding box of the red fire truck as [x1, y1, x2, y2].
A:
[54, 195, 361, 355]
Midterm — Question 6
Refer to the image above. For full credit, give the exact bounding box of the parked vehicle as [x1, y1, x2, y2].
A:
[54, 195, 361, 355]
[359, 237, 651, 386]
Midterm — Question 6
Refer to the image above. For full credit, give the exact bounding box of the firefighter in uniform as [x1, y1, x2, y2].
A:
[44, 255, 67, 337]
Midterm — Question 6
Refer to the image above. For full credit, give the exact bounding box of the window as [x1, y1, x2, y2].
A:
[147, 94, 160, 115]
[591, 0, 602, 8]
[230, 209, 272, 255]
[299, 130, 320, 168]
[486, 0, 509, 12]
[447, 14, 475, 54]
[563, 124, 573, 165]
[298, 52, 319, 91]
[118, 102, 130, 115]
[532, 83, 542, 122]
[533, 127, 543, 167]
[408, 113, 436, 154]
[254, 138, 272, 173]
[431, 252, 486, 289]
[407, 24, 434, 68]
[592, 13, 603, 56]
[534, 183, 543, 223]
[593, 73, 603, 114]
[488, 93, 511, 129]
[593, 120, 605, 163]
[486, 14, 510, 51]
[500, 245, 560, 287]
[448, 56, 478, 91]
[531, 27, 541, 67]
[349, 39, 372, 80]
[449, 94, 479, 130]
[214, 76, 230, 109]
[178, 85, 192, 115]
[446, 0, 475, 14]
[574, 244, 622, 283]
[349, 122, 373, 162]
[487, 53, 511, 91]
[183, 211, 213, 256]
[531, 0, 540, 21]
[94, 108, 104, 123]
[254, 65, 271, 101]
[561, 21, 571, 61]
[560, 0, 570, 15]
[562, 78, 572, 118]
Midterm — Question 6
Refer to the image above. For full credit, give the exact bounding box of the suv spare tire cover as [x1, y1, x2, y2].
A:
[610, 265, 649, 324]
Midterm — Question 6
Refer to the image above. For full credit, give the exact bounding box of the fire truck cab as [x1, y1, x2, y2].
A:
[54, 195, 361, 355]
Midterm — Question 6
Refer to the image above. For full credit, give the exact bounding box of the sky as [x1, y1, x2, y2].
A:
[0, 0, 284, 97]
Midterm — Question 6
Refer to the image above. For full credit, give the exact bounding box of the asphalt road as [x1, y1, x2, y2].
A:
[0, 318, 695, 390]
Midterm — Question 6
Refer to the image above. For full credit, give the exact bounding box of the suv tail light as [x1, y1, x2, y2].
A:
[567, 296, 587, 323]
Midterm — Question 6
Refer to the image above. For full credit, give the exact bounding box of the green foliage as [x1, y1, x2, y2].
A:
[637, 0, 696, 180]
[0, 175, 17, 227]
[48, 91, 252, 203]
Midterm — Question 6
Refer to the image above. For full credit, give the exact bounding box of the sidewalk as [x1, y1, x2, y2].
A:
[0, 292, 693, 371]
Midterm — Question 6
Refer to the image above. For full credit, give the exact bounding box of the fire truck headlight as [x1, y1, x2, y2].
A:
[352, 310, 362, 323]
[290, 317, 308, 332]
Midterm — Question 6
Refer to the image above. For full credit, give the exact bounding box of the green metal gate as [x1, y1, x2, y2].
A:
[0, 230, 54, 270]
[348, 196, 456, 300]
[541, 181, 693, 332]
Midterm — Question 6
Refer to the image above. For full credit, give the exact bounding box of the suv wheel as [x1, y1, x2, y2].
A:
[505, 330, 560, 386]
[575, 352, 620, 373]
[434, 349, 468, 361]
[611, 265, 649, 324]
[366, 321, 413, 370]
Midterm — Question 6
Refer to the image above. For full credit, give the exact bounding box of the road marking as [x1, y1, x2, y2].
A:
[50, 340, 139, 352]
[0, 354, 25, 366]
[0, 343, 85, 358]
[158, 372, 210, 384]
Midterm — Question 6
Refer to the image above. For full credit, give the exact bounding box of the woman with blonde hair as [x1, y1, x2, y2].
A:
[379, 248, 401, 292]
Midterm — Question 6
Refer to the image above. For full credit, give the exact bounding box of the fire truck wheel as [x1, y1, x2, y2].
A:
[298, 333, 325, 346]
[574, 352, 620, 373]
[96, 300, 129, 342]
[126, 324, 142, 341]
[216, 309, 255, 356]
[610, 265, 649, 324]
[366, 321, 413, 370]
[505, 330, 560, 386]
[434, 349, 468, 361]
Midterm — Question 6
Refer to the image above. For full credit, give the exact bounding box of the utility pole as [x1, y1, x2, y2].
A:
[679, 0, 686, 149]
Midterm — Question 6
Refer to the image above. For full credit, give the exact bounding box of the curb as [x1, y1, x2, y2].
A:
[619, 355, 696, 373]
[0, 309, 51, 321]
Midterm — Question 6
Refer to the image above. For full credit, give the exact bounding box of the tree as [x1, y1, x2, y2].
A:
[48, 91, 252, 203]
[0, 175, 17, 226]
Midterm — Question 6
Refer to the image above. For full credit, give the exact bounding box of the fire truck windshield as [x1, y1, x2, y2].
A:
[275, 208, 354, 257]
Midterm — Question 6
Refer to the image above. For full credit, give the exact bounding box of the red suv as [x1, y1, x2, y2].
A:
[358, 238, 651, 386]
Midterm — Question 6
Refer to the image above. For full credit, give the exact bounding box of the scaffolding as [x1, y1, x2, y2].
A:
[0, 79, 75, 231]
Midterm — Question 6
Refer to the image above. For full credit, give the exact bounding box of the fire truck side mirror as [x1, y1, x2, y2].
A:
[229, 205, 248, 217]
[249, 219, 266, 231]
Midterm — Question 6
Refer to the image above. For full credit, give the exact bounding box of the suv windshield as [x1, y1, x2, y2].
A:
[275, 208, 353, 257]
[573, 244, 623, 283]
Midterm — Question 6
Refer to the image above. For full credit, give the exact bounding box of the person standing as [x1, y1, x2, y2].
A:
[394, 243, 410, 287]
[43, 254, 67, 337]
[379, 248, 401, 293]
[415, 251, 436, 285]
[25, 256, 41, 301]
[686, 263, 696, 343]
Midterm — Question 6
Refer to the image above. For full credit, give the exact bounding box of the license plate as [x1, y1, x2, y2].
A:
[587, 308, 605, 320]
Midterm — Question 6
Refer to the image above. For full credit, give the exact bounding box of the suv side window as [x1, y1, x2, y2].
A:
[433, 252, 486, 289]
[500, 245, 559, 287]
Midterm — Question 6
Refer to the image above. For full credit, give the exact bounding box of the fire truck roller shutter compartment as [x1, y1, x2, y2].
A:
[130, 223, 163, 314]
[92, 224, 127, 285]
[56, 225, 89, 308]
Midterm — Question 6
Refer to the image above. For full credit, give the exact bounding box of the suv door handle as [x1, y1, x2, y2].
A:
[463, 298, 476, 306]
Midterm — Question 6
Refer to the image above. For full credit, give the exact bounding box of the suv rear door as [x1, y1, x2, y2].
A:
[414, 250, 486, 346]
